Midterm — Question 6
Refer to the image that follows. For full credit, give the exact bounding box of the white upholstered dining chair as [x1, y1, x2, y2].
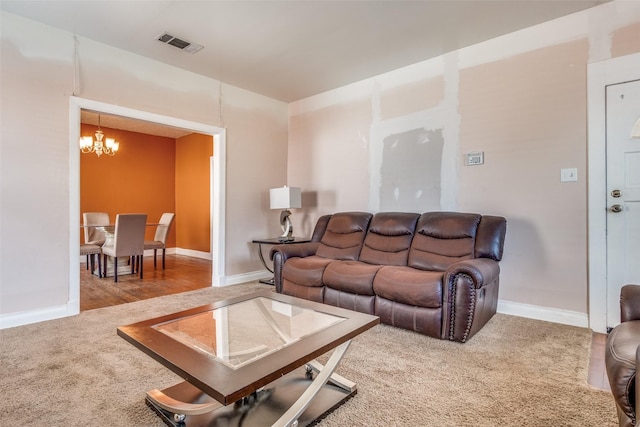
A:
[83, 212, 110, 245]
[102, 214, 147, 282]
[144, 213, 175, 269]
[80, 243, 103, 277]
[81, 212, 110, 276]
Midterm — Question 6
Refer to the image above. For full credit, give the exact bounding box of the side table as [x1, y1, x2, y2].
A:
[252, 237, 311, 285]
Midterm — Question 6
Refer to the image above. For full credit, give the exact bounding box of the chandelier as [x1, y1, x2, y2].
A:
[79, 114, 119, 157]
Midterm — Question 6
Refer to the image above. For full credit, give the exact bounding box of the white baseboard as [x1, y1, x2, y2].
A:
[497, 299, 589, 328]
[173, 248, 211, 260]
[2, 267, 589, 330]
[0, 300, 79, 330]
[223, 270, 272, 286]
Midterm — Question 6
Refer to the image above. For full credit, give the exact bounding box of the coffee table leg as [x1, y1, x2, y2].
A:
[272, 340, 352, 427]
[305, 360, 356, 393]
[146, 388, 222, 421]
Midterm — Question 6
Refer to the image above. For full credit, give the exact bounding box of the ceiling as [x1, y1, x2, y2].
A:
[2, 0, 608, 136]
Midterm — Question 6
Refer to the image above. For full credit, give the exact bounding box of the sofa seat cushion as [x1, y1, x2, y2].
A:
[282, 255, 333, 287]
[375, 297, 442, 338]
[373, 266, 443, 309]
[324, 288, 375, 314]
[323, 260, 382, 295]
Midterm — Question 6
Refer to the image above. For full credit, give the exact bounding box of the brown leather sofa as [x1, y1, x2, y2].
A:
[606, 284, 640, 427]
[270, 211, 507, 343]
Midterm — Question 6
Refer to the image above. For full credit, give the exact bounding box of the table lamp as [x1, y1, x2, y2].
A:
[270, 186, 302, 242]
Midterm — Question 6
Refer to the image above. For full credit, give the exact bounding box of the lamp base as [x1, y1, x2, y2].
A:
[279, 210, 294, 241]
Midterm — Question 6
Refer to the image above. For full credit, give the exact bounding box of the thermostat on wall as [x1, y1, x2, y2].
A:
[465, 151, 484, 166]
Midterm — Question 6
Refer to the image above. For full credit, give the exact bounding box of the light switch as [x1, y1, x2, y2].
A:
[560, 168, 578, 182]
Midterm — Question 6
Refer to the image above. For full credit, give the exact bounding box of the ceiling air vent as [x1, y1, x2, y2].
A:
[156, 32, 203, 54]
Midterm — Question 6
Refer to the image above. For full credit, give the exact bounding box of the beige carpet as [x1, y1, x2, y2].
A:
[0, 282, 617, 426]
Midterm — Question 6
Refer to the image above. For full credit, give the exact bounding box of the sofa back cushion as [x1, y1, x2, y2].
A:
[315, 212, 372, 260]
[408, 212, 482, 271]
[359, 212, 420, 266]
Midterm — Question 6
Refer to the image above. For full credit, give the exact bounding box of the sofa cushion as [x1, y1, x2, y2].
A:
[359, 212, 420, 266]
[375, 297, 442, 338]
[408, 212, 481, 271]
[282, 255, 333, 287]
[324, 288, 375, 314]
[373, 265, 443, 309]
[315, 212, 372, 260]
[323, 260, 382, 295]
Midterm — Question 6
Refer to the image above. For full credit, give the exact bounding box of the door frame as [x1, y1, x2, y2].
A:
[68, 97, 227, 313]
[587, 52, 640, 334]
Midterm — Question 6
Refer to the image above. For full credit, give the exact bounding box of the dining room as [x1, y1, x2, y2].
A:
[79, 111, 214, 310]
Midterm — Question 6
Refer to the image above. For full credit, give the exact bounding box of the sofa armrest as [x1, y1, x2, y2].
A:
[443, 258, 500, 290]
[442, 258, 501, 342]
[269, 242, 319, 263]
[621, 284, 640, 323]
[269, 242, 320, 293]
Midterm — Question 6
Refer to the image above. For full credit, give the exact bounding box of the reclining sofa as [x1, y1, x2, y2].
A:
[270, 211, 507, 343]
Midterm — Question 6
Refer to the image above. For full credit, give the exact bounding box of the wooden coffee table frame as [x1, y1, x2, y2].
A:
[117, 290, 379, 427]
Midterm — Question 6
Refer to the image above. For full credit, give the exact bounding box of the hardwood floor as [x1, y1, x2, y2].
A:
[80, 254, 211, 311]
[588, 332, 611, 392]
[80, 254, 611, 392]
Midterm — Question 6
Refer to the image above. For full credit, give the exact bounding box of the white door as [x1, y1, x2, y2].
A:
[606, 79, 640, 328]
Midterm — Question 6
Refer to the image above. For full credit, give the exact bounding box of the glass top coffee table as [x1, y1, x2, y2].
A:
[117, 290, 379, 426]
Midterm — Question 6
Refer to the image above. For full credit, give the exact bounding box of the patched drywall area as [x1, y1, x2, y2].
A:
[370, 54, 458, 213]
[379, 128, 443, 212]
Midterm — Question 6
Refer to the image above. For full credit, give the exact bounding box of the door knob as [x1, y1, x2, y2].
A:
[611, 204, 623, 213]
[611, 189, 622, 198]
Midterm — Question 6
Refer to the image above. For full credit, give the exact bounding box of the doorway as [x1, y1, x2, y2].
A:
[68, 97, 227, 314]
[605, 79, 640, 327]
[587, 52, 640, 333]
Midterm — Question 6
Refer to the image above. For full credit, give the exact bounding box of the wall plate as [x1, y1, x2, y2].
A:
[560, 168, 578, 182]
[465, 151, 484, 166]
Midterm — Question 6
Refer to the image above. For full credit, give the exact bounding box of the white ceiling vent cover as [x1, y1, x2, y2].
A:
[156, 32, 203, 54]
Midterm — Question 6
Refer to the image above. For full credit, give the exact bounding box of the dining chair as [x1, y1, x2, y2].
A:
[102, 214, 147, 282]
[82, 212, 110, 274]
[80, 243, 102, 277]
[83, 212, 110, 244]
[144, 213, 175, 269]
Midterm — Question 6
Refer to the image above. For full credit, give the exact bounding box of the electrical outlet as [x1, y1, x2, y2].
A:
[560, 168, 578, 182]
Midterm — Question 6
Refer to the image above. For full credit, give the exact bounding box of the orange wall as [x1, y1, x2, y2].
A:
[175, 133, 213, 252]
[80, 124, 177, 245]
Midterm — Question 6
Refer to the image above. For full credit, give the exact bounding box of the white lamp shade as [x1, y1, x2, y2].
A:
[270, 186, 302, 209]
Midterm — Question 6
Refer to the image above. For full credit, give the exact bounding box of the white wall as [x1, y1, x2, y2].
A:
[0, 12, 288, 327]
[288, 1, 640, 327]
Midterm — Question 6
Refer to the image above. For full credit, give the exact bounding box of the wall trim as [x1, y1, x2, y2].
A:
[497, 300, 588, 328]
[587, 52, 640, 334]
[1, 295, 589, 331]
[224, 271, 272, 286]
[174, 248, 212, 260]
[0, 301, 79, 330]
[69, 96, 227, 322]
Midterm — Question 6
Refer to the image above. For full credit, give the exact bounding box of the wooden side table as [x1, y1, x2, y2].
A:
[252, 237, 311, 285]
